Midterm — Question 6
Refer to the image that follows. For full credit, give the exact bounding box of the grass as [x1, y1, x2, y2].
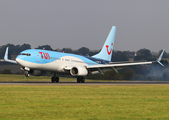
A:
[0, 74, 169, 119]
[0, 85, 169, 119]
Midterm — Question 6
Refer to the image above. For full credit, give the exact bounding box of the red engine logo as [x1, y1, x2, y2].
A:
[39, 52, 50, 60]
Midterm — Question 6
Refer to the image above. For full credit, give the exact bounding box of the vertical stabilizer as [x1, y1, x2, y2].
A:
[2, 47, 17, 64]
[4, 47, 9, 60]
[92, 26, 116, 61]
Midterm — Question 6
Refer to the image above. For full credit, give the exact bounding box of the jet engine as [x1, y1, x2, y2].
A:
[70, 66, 88, 76]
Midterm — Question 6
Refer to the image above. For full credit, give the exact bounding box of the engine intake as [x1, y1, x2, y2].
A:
[70, 66, 88, 76]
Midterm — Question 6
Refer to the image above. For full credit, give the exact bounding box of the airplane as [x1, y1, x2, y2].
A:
[0, 26, 165, 83]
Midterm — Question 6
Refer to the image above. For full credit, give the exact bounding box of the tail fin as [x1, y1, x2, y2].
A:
[2, 47, 17, 64]
[92, 26, 116, 61]
[4, 47, 9, 60]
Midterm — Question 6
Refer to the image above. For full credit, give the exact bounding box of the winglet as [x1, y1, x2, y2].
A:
[157, 49, 165, 67]
[4, 47, 9, 60]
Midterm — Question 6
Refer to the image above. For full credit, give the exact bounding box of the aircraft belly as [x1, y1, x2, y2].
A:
[40, 60, 63, 71]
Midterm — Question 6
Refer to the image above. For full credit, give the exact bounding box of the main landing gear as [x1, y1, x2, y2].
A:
[51, 73, 59, 83]
[51, 77, 59, 83]
[77, 76, 85, 83]
[51, 73, 85, 83]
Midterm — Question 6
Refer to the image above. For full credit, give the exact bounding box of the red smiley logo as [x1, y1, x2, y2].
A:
[106, 43, 113, 55]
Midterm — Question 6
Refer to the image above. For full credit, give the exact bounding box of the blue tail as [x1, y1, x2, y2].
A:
[92, 26, 116, 61]
[4, 47, 9, 60]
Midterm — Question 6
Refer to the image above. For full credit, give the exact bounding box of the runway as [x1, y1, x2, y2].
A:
[0, 81, 169, 85]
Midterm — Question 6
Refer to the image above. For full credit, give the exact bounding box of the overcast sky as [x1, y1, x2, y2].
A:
[0, 0, 169, 52]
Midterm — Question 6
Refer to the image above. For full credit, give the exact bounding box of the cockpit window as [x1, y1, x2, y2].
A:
[19, 53, 31, 56]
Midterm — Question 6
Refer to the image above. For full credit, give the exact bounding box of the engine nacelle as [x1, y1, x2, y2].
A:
[70, 66, 88, 76]
[29, 70, 43, 76]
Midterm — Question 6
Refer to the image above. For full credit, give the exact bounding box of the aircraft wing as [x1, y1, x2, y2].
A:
[2, 59, 17, 64]
[87, 49, 165, 69]
[0, 47, 17, 64]
[87, 61, 153, 69]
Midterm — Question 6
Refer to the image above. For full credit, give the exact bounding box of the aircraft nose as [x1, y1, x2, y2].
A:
[15, 56, 22, 64]
[15, 57, 20, 64]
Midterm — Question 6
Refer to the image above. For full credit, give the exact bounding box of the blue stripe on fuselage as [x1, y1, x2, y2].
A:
[16, 49, 109, 65]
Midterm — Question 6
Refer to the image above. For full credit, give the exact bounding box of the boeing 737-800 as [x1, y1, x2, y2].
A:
[0, 26, 165, 83]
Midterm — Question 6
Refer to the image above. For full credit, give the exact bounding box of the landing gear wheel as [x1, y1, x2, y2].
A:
[77, 77, 85, 83]
[51, 77, 59, 83]
[51, 77, 55, 83]
[81, 77, 85, 83]
[24, 71, 29, 77]
[55, 77, 59, 83]
[77, 77, 81, 83]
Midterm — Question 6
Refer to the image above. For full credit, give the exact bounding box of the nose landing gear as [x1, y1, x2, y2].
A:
[24, 71, 29, 77]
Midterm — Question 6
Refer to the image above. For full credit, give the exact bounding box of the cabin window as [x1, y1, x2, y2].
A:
[20, 53, 31, 56]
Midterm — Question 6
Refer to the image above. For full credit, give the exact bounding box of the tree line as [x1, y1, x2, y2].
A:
[0, 43, 169, 80]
